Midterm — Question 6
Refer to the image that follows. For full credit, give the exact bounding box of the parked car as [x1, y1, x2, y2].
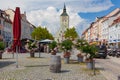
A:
[95, 45, 107, 59]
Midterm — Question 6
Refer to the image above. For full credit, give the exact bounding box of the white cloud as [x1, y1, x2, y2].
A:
[27, 6, 60, 35]
[24, 0, 113, 13]
[66, 0, 114, 13]
[0, 0, 114, 36]
[27, 6, 85, 35]
[0, 0, 26, 12]
[0, 0, 113, 13]
[27, 7, 83, 34]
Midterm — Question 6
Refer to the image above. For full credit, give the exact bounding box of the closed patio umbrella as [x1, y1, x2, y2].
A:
[12, 7, 21, 68]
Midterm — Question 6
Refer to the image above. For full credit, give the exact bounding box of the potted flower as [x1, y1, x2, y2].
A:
[77, 52, 83, 63]
[61, 39, 73, 63]
[80, 44, 98, 69]
[75, 39, 88, 63]
[0, 41, 5, 59]
[26, 40, 37, 57]
[49, 41, 57, 55]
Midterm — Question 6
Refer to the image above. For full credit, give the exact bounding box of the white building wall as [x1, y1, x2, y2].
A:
[101, 12, 120, 44]
[5, 9, 34, 40]
[5, 9, 14, 22]
[116, 23, 120, 43]
[3, 21, 12, 42]
[21, 19, 31, 39]
[55, 16, 69, 43]
[0, 10, 12, 47]
[102, 20, 109, 41]
[109, 23, 120, 45]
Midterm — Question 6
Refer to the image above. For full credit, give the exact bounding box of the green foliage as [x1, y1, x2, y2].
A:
[64, 27, 78, 40]
[75, 39, 98, 59]
[28, 41, 37, 50]
[0, 41, 5, 50]
[31, 26, 54, 40]
[75, 39, 88, 50]
[49, 41, 57, 50]
[81, 44, 98, 59]
[61, 39, 73, 50]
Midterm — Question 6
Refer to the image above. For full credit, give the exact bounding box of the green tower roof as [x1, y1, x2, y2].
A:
[61, 4, 68, 16]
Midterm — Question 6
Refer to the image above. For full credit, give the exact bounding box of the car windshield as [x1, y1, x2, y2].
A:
[96, 45, 107, 52]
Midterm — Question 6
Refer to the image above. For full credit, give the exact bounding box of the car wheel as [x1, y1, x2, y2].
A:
[116, 55, 120, 58]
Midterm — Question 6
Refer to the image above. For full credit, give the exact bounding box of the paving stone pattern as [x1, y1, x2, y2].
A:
[0, 53, 107, 80]
[96, 56, 120, 80]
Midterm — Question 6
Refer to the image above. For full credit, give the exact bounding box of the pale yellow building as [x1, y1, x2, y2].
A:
[55, 4, 69, 43]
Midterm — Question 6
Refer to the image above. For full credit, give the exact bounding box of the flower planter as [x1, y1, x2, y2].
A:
[77, 53, 83, 63]
[30, 52, 35, 57]
[78, 57, 83, 63]
[0, 53, 2, 59]
[0, 51, 3, 59]
[86, 59, 95, 69]
[64, 57, 70, 64]
[51, 50, 56, 55]
[83, 56, 87, 62]
[51, 53, 56, 55]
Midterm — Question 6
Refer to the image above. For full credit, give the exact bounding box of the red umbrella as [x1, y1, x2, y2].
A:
[12, 7, 21, 68]
[12, 7, 21, 52]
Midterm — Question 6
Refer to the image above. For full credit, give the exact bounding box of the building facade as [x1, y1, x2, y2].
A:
[0, 9, 12, 47]
[101, 8, 120, 45]
[55, 4, 69, 43]
[82, 8, 120, 46]
[109, 16, 120, 48]
[5, 9, 35, 40]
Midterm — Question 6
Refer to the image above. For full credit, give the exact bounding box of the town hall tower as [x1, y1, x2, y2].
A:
[55, 4, 69, 43]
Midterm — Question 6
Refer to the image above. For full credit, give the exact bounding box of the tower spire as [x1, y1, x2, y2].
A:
[64, 3, 66, 10]
[61, 3, 68, 16]
[63, 3, 66, 12]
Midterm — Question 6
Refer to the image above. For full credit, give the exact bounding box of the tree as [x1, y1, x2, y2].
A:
[64, 27, 78, 40]
[49, 41, 57, 50]
[75, 39, 89, 49]
[0, 41, 5, 50]
[80, 44, 98, 59]
[31, 26, 54, 40]
[61, 39, 73, 51]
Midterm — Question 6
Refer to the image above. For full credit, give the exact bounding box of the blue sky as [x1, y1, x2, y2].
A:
[79, 0, 120, 23]
[0, 0, 120, 36]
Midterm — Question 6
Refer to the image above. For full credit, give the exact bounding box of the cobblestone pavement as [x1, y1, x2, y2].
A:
[95, 56, 120, 80]
[0, 53, 107, 80]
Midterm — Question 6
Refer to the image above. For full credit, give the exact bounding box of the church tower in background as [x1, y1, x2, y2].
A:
[55, 4, 69, 43]
[60, 3, 69, 30]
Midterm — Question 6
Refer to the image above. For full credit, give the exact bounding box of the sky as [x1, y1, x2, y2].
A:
[0, 0, 120, 36]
